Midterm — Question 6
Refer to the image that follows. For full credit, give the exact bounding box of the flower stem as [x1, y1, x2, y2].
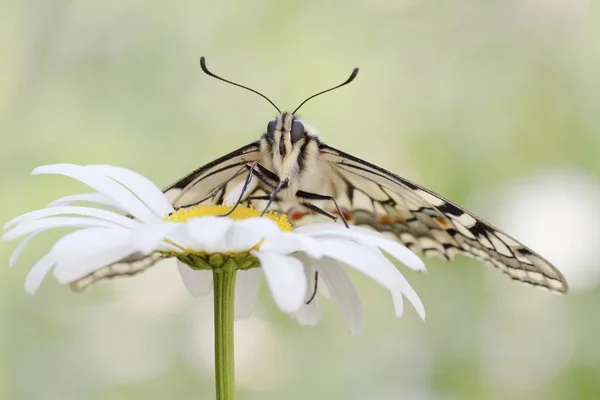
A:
[213, 268, 237, 400]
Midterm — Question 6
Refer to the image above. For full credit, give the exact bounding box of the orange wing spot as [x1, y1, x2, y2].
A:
[379, 215, 391, 224]
[393, 216, 405, 223]
[331, 209, 355, 223]
[434, 217, 451, 228]
[289, 210, 308, 221]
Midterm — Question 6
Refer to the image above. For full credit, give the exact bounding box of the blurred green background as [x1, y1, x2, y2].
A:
[1, 1, 600, 399]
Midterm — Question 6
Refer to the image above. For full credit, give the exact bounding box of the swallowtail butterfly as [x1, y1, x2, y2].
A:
[71, 57, 568, 295]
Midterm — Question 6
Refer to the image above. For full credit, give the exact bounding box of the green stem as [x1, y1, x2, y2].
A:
[213, 268, 237, 400]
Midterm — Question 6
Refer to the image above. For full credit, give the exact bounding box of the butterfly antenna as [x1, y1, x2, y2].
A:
[292, 67, 359, 115]
[200, 57, 281, 113]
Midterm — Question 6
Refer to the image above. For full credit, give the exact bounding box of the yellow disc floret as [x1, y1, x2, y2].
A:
[165, 204, 292, 232]
[161, 204, 292, 271]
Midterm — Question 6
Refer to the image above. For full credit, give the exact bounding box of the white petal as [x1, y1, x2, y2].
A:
[234, 218, 283, 238]
[294, 222, 339, 234]
[47, 192, 122, 210]
[391, 289, 404, 317]
[253, 251, 306, 313]
[2, 217, 128, 241]
[300, 224, 425, 272]
[4, 206, 137, 230]
[185, 217, 233, 252]
[319, 239, 402, 290]
[52, 228, 134, 283]
[129, 222, 179, 255]
[318, 280, 330, 299]
[223, 224, 264, 252]
[32, 164, 157, 222]
[163, 224, 198, 250]
[294, 300, 321, 326]
[260, 232, 323, 258]
[24, 252, 58, 294]
[316, 257, 364, 335]
[177, 260, 213, 296]
[391, 277, 426, 320]
[9, 231, 40, 267]
[234, 268, 262, 320]
[87, 165, 174, 216]
[345, 226, 425, 272]
[293, 262, 321, 326]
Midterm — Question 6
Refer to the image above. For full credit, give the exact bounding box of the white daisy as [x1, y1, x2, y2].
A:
[2, 164, 426, 334]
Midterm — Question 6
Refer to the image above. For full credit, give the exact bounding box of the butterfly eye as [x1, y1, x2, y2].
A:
[290, 120, 305, 143]
[267, 119, 276, 135]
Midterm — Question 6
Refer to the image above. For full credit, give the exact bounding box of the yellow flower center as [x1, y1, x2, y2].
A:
[165, 204, 292, 231]
[161, 204, 292, 271]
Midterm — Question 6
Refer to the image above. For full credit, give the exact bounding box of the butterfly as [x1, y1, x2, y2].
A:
[70, 57, 568, 294]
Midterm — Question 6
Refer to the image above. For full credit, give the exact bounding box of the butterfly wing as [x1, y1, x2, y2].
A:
[164, 141, 263, 208]
[70, 142, 267, 291]
[69, 253, 163, 292]
[319, 144, 568, 293]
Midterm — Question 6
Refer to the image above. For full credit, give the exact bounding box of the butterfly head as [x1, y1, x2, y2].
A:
[266, 112, 312, 156]
[198, 56, 358, 181]
[262, 112, 321, 182]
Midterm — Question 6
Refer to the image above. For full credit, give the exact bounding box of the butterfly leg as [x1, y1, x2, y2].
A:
[221, 162, 258, 216]
[260, 178, 289, 216]
[296, 190, 350, 228]
[305, 270, 319, 305]
[300, 202, 338, 221]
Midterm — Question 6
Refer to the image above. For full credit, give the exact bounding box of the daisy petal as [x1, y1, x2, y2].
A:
[343, 226, 425, 272]
[318, 280, 331, 299]
[87, 165, 174, 216]
[392, 277, 426, 320]
[234, 268, 262, 320]
[235, 218, 283, 239]
[177, 260, 213, 296]
[391, 289, 404, 317]
[261, 232, 323, 258]
[319, 239, 401, 290]
[47, 192, 122, 210]
[24, 252, 58, 294]
[129, 222, 179, 255]
[253, 251, 306, 313]
[185, 217, 233, 253]
[4, 206, 137, 230]
[293, 262, 321, 326]
[2, 217, 128, 241]
[316, 257, 364, 335]
[300, 224, 425, 272]
[294, 300, 321, 326]
[52, 228, 134, 283]
[32, 164, 157, 222]
[223, 224, 264, 252]
[9, 231, 41, 267]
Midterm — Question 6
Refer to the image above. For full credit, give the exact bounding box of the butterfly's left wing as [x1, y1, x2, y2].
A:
[319, 143, 568, 294]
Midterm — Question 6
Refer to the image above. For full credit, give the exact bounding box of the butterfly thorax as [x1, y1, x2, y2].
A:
[259, 112, 336, 200]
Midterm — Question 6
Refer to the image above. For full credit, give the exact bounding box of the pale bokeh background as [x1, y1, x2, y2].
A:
[2, 1, 600, 399]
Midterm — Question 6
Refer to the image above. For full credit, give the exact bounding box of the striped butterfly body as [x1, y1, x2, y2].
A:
[71, 57, 568, 294]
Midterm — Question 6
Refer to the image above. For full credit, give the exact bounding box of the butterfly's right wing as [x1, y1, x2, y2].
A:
[71, 141, 265, 291]
[319, 144, 568, 293]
